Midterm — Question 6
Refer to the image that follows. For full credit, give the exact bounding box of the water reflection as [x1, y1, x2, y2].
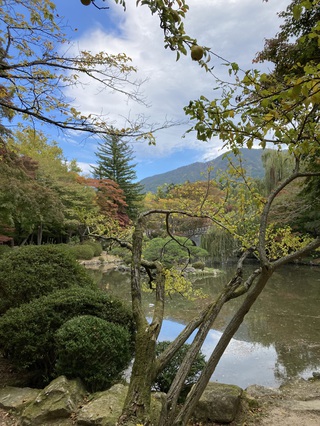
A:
[89, 264, 320, 388]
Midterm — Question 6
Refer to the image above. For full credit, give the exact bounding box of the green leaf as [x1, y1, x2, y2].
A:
[292, 4, 302, 20]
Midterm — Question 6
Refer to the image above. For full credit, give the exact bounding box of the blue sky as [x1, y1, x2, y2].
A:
[49, 0, 290, 181]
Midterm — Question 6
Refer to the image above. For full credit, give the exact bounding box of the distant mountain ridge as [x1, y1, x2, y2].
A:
[140, 148, 265, 193]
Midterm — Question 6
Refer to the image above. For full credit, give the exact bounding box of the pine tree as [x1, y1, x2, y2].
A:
[92, 134, 145, 219]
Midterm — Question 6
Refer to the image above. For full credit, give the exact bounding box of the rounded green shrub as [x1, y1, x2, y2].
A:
[143, 237, 208, 267]
[69, 244, 95, 260]
[55, 315, 132, 392]
[0, 287, 135, 385]
[0, 245, 96, 314]
[82, 240, 103, 257]
[153, 341, 206, 399]
[192, 261, 205, 270]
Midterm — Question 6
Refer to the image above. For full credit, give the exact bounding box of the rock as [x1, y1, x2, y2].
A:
[193, 382, 243, 424]
[115, 265, 130, 272]
[77, 384, 165, 426]
[0, 386, 40, 413]
[285, 399, 320, 412]
[20, 375, 86, 425]
[77, 383, 127, 426]
[246, 384, 281, 399]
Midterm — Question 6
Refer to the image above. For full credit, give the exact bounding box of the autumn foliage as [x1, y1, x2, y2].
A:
[82, 177, 130, 227]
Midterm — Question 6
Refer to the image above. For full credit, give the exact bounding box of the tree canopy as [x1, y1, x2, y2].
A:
[0, 0, 206, 141]
[0, 0, 147, 138]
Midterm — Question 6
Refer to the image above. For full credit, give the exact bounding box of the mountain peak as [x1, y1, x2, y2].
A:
[140, 148, 265, 193]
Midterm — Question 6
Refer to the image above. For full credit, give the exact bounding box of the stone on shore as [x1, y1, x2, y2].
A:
[20, 375, 86, 425]
[193, 382, 243, 423]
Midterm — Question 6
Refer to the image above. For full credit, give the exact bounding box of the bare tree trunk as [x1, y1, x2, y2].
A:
[119, 326, 158, 425]
[20, 233, 32, 246]
[37, 223, 43, 245]
[118, 219, 165, 425]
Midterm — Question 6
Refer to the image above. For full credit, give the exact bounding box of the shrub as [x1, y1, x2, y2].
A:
[109, 246, 131, 264]
[69, 244, 95, 260]
[0, 245, 96, 314]
[153, 341, 206, 399]
[192, 261, 205, 270]
[55, 315, 132, 392]
[0, 287, 135, 385]
[143, 237, 208, 267]
[0, 245, 11, 258]
[82, 239, 103, 257]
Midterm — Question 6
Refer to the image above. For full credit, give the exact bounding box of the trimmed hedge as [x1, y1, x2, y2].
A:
[69, 244, 95, 260]
[0, 287, 135, 385]
[0, 245, 96, 314]
[55, 315, 132, 392]
[82, 240, 103, 257]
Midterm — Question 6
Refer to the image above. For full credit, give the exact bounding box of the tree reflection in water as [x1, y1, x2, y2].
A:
[88, 263, 320, 388]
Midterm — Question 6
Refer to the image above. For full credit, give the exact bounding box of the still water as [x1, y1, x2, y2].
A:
[89, 264, 320, 389]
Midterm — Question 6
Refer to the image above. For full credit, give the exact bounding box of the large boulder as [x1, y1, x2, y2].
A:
[20, 375, 86, 425]
[193, 382, 243, 424]
[77, 383, 127, 426]
[77, 383, 165, 426]
[0, 386, 40, 413]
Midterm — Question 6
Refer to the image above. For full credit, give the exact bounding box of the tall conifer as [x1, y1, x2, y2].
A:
[92, 134, 144, 219]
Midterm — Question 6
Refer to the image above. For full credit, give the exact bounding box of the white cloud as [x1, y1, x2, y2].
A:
[60, 0, 291, 178]
[77, 161, 95, 176]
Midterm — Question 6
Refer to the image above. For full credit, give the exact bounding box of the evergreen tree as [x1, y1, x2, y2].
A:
[92, 134, 145, 219]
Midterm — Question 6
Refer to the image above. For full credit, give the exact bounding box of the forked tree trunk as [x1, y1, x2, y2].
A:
[171, 266, 273, 426]
[118, 218, 165, 425]
[117, 200, 320, 426]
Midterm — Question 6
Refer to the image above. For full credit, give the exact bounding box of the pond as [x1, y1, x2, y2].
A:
[88, 263, 320, 389]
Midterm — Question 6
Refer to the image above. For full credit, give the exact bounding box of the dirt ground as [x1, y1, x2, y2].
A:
[231, 378, 320, 426]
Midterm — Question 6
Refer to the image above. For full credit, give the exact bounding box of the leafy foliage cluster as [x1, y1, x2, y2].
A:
[0, 245, 95, 314]
[143, 236, 208, 267]
[69, 244, 96, 260]
[0, 131, 130, 244]
[82, 239, 104, 256]
[0, 246, 135, 389]
[55, 315, 132, 392]
[154, 341, 206, 399]
[0, 245, 11, 258]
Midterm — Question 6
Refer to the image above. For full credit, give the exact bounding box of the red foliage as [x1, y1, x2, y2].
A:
[81, 177, 130, 227]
